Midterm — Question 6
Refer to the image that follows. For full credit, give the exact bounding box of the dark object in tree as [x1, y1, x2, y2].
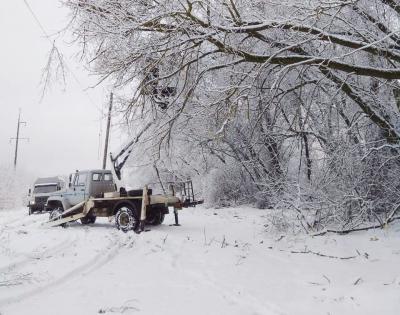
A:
[145, 66, 177, 110]
[152, 86, 177, 110]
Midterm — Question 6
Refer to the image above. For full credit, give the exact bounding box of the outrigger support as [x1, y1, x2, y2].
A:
[43, 200, 88, 228]
[138, 185, 149, 232]
[173, 208, 180, 226]
[45, 212, 85, 228]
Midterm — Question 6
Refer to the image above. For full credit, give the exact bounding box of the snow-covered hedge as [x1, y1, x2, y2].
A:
[0, 165, 30, 211]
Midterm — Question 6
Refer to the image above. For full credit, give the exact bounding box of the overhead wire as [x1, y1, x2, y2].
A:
[22, 0, 107, 161]
[23, 0, 102, 112]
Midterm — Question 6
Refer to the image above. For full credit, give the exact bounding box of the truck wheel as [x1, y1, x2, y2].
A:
[154, 212, 165, 225]
[49, 208, 66, 228]
[115, 205, 138, 232]
[80, 213, 96, 225]
[147, 210, 165, 226]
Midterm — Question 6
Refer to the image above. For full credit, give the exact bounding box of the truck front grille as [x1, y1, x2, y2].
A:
[35, 196, 49, 205]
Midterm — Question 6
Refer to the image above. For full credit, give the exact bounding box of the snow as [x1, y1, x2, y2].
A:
[0, 207, 399, 315]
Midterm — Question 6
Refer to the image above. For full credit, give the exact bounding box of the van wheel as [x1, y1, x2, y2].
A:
[115, 204, 138, 232]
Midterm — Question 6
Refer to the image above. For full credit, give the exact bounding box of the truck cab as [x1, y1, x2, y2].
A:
[28, 177, 65, 215]
[46, 170, 116, 212]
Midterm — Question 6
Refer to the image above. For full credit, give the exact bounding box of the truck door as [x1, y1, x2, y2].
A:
[90, 172, 104, 198]
[102, 173, 116, 193]
[89, 172, 116, 198]
[69, 172, 87, 205]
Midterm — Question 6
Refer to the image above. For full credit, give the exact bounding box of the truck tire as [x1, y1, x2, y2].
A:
[49, 207, 66, 228]
[147, 208, 166, 226]
[80, 212, 96, 225]
[115, 204, 138, 232]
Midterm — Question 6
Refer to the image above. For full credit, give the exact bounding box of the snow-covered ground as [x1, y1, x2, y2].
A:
[0, 206, 399, 315]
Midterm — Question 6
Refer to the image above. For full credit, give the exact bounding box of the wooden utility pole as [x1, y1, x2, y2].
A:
[11, 109, 28, 170]
[102, 92, 113, 169]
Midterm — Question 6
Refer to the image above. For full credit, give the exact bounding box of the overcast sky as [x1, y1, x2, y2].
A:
[0, 1, 123, 178]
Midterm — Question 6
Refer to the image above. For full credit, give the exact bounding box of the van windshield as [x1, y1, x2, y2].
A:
[33, 185, 58, 194]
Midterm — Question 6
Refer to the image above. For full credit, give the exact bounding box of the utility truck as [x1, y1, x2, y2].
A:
[44, 169, 198, 232]
[44, 134, 202, 232]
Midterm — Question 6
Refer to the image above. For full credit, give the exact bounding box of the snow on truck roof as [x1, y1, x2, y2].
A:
[34, 177, 65, 185]
[76, 169, 112, 173]
[34, 183, 60, 187]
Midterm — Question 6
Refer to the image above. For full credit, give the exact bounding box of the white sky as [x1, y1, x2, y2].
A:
[0, 1, 122, 178]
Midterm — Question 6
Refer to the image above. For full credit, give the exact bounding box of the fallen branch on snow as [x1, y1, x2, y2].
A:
[283, 249, 356, 260]
[313, 213, 400, 237]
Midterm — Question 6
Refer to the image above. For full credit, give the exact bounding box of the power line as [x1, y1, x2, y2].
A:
[23, 0, 50, 38]
[22, 0, 103, 114]
[22, 0, 109, 162]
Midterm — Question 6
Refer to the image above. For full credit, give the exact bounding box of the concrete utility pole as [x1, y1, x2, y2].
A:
[10, 109, 28, 170]
[102, 92, 113, 169]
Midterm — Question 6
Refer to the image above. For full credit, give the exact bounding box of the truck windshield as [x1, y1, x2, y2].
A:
[33, 185, 58, 194]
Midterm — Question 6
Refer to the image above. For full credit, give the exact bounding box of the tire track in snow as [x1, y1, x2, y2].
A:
[0, 234, 79, 274]
[0, 213, 47, 235]
[0, 216, 22, 228]
[184, 268, 288, 315]
[1, 210, 39, 224]
[163, 237, 289, 315]
[0, 230, 124, 307]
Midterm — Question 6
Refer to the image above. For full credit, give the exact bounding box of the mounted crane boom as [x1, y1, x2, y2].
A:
[110, 122, 152, 181]
[109, 120, 203, 225]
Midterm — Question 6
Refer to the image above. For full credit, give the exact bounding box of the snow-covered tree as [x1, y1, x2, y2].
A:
[64, 0, 400, 230]
[0, 165, 31, 210]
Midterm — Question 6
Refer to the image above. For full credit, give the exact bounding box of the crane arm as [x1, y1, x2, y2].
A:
[110, 122, 152, 180]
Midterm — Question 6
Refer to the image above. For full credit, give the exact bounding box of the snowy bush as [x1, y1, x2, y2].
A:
[0, 165, 31, 211]
[203, 161, 256, 207]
